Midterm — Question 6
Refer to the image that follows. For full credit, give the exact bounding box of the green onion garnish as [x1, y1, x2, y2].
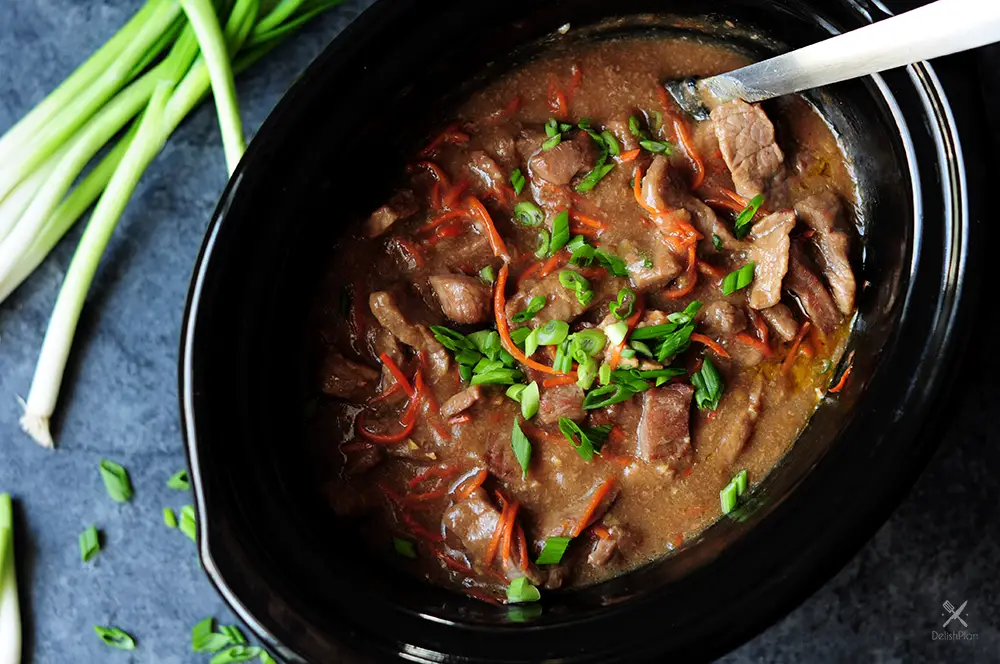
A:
[609, 287, 635, 320]
[628, 115, 645, 138]
[598, 362, 611, 385]
[393, 537, 417, 559]
[98, 460, 133, 503]
[691, 357, 724, 411]
[509, 326, 532, 346]
[94, 626, 136, 650]
[639, 139, 673, 155]
[734, 193, 765, 237]
[571, 329, 607, 357]
[523, 327, 541, 357]
[192, 617, 232, 653]
[535, 320, 569, 346]
[535, 229, 552, 258]
[520, 381, 540, 420]
[721, 262, 755, 296]
[720, 481, 738, 514]
[163, 507, 178, 529]
[536, 536, 572, 565]
[507, 576, 542, 604]
[576, 357, 598, 390]
[511, 419, 533, 479]
[541, 134, 562, 151]
[470, 368, 524, 385]
[210, 646, 263, 663]
[511, 295, 546, 323]
[167, 469, 190, 490]
[479, 265, 496, 284]
[575, 162, 615, 192]
[220, 625, 247, 645]
[582, 384, 635, 409]
[510, 168, 526, 196]
[733, 469, 748, 496]
[79, 525, 100, 563]
[179, 505, 197, 542]
[558, 269, 589, 294]
[558, 418, 612, 461]
[550, 210, 570, 252]
[600, 130, 621, 156]
[604, 320, 629, 346]
[514, 201, 544, 227]
[506, 384, 527, 402]
[712, 233, 723, 251]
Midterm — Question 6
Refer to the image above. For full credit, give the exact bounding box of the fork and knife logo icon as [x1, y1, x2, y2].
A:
[942, 600, 969, 628]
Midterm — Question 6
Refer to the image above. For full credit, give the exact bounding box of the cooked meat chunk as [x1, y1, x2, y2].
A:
[440, 385, 482, 418]
[786, 246, 841, 333]
[429, 274, 492, 324]
[529, 132, 597, 185]
[342, 443, 383, 476]
[588, 525, 627, 567]
[794, 191, 855, 314]
[748, 210, 796, 310]
[443, 488, 502, 565]
[364, 189, 418, 238]
[637, 384, 694, 465]
[759, 303, 799, 342]
[606, 116, 640, 151]
[542, 477, 620, 538]
[714, 373, 763, 468]
[626, 242, 683, 292]
[699, 301, 747, 338]
[639, 154, 674, 213]
[685, 197, 740, 251]
[465, 150, 507, 198]
[506, 270, 593, 325]
[710, 100, 785, 198]
[516, 128, 546, 162]
[369, 291, 450, 379]
[477, 126, 517, 166]
[537, 384, 586, 425]
[320, 352, 379, 400]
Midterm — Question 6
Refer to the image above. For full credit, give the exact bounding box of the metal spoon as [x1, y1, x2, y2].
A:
[667, 0, 1000, 119]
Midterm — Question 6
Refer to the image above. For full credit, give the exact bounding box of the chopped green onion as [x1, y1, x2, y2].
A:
[167, 469, 190, 490]
[721, 262, 755, 296]
[668, 300, 703, 325]
[95, 626, 136, 650]
[521, 381, 540, 420]
[576, 357, 598, 390]
[628, 115, 644, 137]
[524, 327, 541, 357]
[429, 325, 474, 352]
[595, 250, 628, 277]
[639, 139, 673, 155]
[163, 507, 178, 529]
[582, 383, 636, 409]
[733, 469, 748, 496]
[650, 110, 663, 132]
[534, 229, 551, 258]
[558, 418, 612, 461]
[558, 270, 589, 293]
[609, 287, 635, 320]
[220, 625, 247, 645]
[510, 168, 526, 196]
[605, 320, 629, 346]
[720, 481, 738, 514]
[610, 369, 651, 392]
[98, 459, 133, 503]
[575, 162, 615, 192]
[79, 526, 100, 563]
[479, 265, 496, 284]
[734, 193, 765, 235]
[192, 617, 231, 653]
[210, 646, 263, 663]
[511, 419, 533, 479]
[514, 201, 544, 227]
[470, 368, 524, 386]
[655, 323, 695, 363]
[691, 357, 724, 411]
[576, 288, 594, 306]
[260, 653, 278, 664]
[600, 130, 621, 156]
[541, 134, 562, 151]
[536, 536, 572, 565]
[507, 576, 541, 604]
[459, 364, 473, 382]
[509, 326, 532, 346]
[393, 537, 417, 559]
[569, 241, 596, 266]
[0, 493, 18, 660]
[179, 504, 197, 542]
[544, 118, 560, 137]
[572, 329, 607, 357]
[511, 295, 546, 323]
[535, 320, 569, 346]
[598, 362, 611, 385]
[455, 348, 483, 366]
[629, 339, 653, 358]
[506, 384, 527, 402]
[550, 210, 570, 252]
[712, 233, 723, 251]
[619, 348, 637, 360]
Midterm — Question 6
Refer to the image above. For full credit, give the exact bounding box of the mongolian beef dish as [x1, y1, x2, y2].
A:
[308, 36, 858, 605]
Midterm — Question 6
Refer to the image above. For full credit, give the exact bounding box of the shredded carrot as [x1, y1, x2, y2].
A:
[355, 406, 416, 444]
[418, 122, 470, 157]
[749, 309, 770, 347]
[543, 375, 578, 388]
[380, 352, 415, 398]
[426, 220, 466, 247]
[408, 465, 460, 489]
[501, 502, 520, 569]
[696, 260, 727, 280]
[610, 298, 646, 370]
[619, 148, 641, 163]
[495, 264, 570, 375]
[454, 469, 488, 500]
[829, 351, 855, 394]
[720, 187, 749, 208]
[735, 332, 772, 357]
[516, 524, 528, 570]
[412, 160, 451, 186]
[380, 484, 444, 542]
[435, 548, 476, 576]
[702, 197, 746, 214]
[442, 179, 469, 209]
[569, 211, 607, 230]
[655, 210, 703, 253]
[781, 321, 812, 375]
[415, 370, 451, 441]
[517, 261, 543, 288]
[537, 250, 569, 279]
[466, 196, 510, 261]
[592, 524, 611, 540]
[569, 223, 601, 238]
[800, 339, 815, 359]
[571, 477, 616, 537]
[672, 116, 705, 189]
[568, 63, 583, 102]
[691, 333, 730, 358]
[368, 380, 403, 405]
[608, 345, 623, 371]
[405, 488, 447, 505]
[663, 245, 698, 299]
[420, 209, 467, 233]
[548, 75, 569, 118]
[633, 164, 661, 215]
[484, 498, 509, 566]
[448, 414, 472, 425]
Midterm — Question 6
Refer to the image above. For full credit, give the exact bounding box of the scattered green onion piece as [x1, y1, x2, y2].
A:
[219, 625, 247, 645]
[576, 289, 594, 306]
[609, 287, 635, 320]
[260, 653, 278, 664]
[550, 210, 570, 253]
[569, 242, 596, 266]
[544, 118, 560, 137]
[595, 250, 629, 277]
[192, 617, 231, 653]
[459, 364, 473, 382]
[712, 233, 724, 251]
[506, 384, 527, 402]
[655, 323, 695, 363]
[535, 320, 569, 346]
[393, 537, 417, 559]
[734, 193, 765, 236]
[639, 139, 673, 155]
[619, 348, 637, 360]
[536, 536, 572, 565]
[572, 329, 607, 357]
[429, 325, 473, 352]
[79, 525, 100, 563]
[650, 110, 663, 132]
[509, 326, 532, 346]
[98, 459, 133, 503]
[523, 327, 541, 357]
[511, 419, 533, 479]
[558, 270, 589, 293]
[507, 576, 541, 604]
[733, 469, 748, 496]
[179, 504, 197, 542]
[535, 229, 551, 258]
[598, 362, 611, 385]
[577, 357, 598, 390]
[629, 340, 653, 358]
[472, 358, 503, 375]
[167, 469, 189, 490]
[721, 262, 756, 296]
[514, 201, 544, 227]
[575, 162, 615, 192]
[95, 626, 136, 650]
[600, 130, 621, 156]
[163, 507, 178, 529]
[541, 134, 561, 151]
[510, 168, 526, 195]
[471, 368, 524, 386]
[691, 357, 725, 411]
[628, 115, 644, 137]
[558, 418, 595, 460]
[511, 295, 546, 323]
[605, 320, 629, 346]
[582, 383, 635, 409]
[455, 348, 483, 366]
[668, 300, 703, 325]
[521, 381, 540, 420]
[720, 482, 738, 514]
[210, 646, 262, 663]
[480, 265, 496, 284]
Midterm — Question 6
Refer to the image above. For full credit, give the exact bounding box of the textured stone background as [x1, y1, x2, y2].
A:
[0, 1, 996, 662]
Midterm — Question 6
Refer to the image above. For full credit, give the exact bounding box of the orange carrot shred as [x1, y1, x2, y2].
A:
[454, 469, 489, 500]
[501, 502, 520, 569]
[495, 264, 570, 375]
[571, 477, 615, 537]
[734, 332, 772, 357]
[569, 211, 607, 229]
[592, 524, 611, 540]
[829, 351, 855, 394]
[619, 148, 641, 163]
[368, 380, 403, 405]
[542, 375, 578, 388]
[420, 209, 467, 233]
[703, 197, 746, 214]
[413, 160, 451, 186]
[781, 321, 812, 375]
[664, 245, 698, 299]
[415, 370, 451, 441]
[517, 261, 542, 288]
[484, 498, 509, 566]
[690, 333, 730, 358]
[517, 524, 529, 570]
[409, 465, 460, 489]
[380, 352, 415, 398]
[466, 196, 510, 261]
[672, 116, 705, 190]
[537, 250, 569, 279]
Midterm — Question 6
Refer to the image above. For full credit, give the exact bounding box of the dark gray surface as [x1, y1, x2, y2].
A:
[0, 1, 996, 662]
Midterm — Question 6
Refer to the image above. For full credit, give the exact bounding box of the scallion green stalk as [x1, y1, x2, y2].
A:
[0, 494, 21, 664]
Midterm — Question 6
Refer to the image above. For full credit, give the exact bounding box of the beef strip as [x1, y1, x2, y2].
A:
[537, 384, 586, 425]
[698, 301, 747, 338]
[528, 132, 597, 186]
[588, 525, 629, 567]
[440, 385, 482, 418]
[369, 290, 451, 379]
[476, 125, 518, 166]
[429, 274, 493, 324]
[710, 100, 785, 198]
[748, 209, 796, 310]
[505, 270, 593, 325]
[465, 150, 507, 198]
[713, 373, 764, 468]
[625, 242, 683, 292]
[320, 351, 380, 401]
[794, 191, 855, 314]
[759, 303, 799, 342]
[542, 477, 621, 539]
[365, 189, 418, 238]
[637, 384, 694, 466]
[785, 245, 841, 333]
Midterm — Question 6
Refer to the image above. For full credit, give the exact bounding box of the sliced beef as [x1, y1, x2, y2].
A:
[625, 242, 683, 292]
[785, 245, 841, 333]
[369, 291, 451, 379]
[342, 443, 383, 476]
[699, 301, 747, 338]
[537, 384, 586, 425]
[372, 329, 406, 392]
[710, 100, 785, 198]
[477, 126, 517, 166]
[714, 373, 763, 468]
[465, 150, 507, 198]
[748, 209, 796, 310]
[794, 191, 855, 314]
[759, 303, 799, 342]
[505, 270, 593, 325]
[443, 487, 502, 565]
[515, 128, 546, 162]
[605, 116, 640, 151]
[588, 525, 627, 567]
[637, 384, 694, 465]
[320, 351, 380, 401]
[440, 385, 482, 418]
[529, 132, 597, 186]
[542, 477, 620, 538]
[365, 189, 418, 238]
[686, 197, 740, 251]
[639, 155, 674, 213]
[429, 274, 492, 324]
